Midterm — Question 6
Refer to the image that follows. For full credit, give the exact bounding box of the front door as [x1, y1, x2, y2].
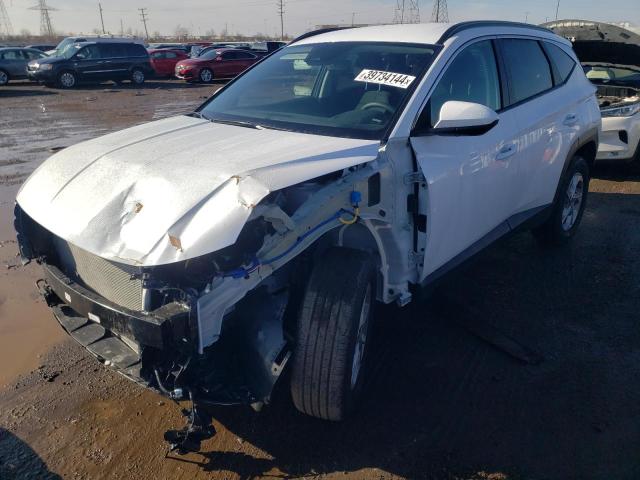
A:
[73, 44, 104, 81]
[409, 39, 522, 278]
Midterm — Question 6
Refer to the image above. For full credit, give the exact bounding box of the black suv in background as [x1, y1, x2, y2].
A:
[27, 41, 152, 88]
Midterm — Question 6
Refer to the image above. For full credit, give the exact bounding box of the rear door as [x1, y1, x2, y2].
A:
[409, 39, 522, 278]
[496, 38, 580, 212]
[1, 50, 27, 77]
[219, 50, 241, 77]
[233, 50, 258, 75]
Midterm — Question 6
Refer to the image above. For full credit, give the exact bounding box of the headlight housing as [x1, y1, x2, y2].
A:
[601, 102, 640, 118]
[39, 64, 53, 71]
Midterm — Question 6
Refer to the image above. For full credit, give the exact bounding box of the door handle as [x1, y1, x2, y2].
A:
[563, 113, 578, 126]
[496, 144, 517, 161]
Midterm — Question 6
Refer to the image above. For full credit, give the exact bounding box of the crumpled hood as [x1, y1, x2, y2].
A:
[16, 115, 380, 266]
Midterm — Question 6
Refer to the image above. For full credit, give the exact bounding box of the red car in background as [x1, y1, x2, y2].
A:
[175, 48, 259, 83]
[148, 49, 189, 77]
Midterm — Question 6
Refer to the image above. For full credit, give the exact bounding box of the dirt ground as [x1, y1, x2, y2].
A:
[1, 79, 639, 480]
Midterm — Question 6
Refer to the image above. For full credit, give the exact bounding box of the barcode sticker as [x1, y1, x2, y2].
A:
[354, 69, 416, 89]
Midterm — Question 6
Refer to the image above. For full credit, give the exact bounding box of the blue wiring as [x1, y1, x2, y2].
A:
[223, 208, 353, 279]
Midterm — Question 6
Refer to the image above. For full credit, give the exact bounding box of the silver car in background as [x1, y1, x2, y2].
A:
[0, 47, 48, 86]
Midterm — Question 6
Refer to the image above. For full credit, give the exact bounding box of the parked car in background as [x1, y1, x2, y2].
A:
[250, 41, 287, 56]
[27, 41, 152, 88]
[149, 48, 189, 77]
[15, 22, 600, 447]
[0, 47, 47, 85]
[175, 47, 258, 82]
[545, 20, 640, 163]
[26, 44, 57, 53]
[52, 35, 145, 58]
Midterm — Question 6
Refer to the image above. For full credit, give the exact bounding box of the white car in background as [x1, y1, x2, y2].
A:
[545, 20, 640, 163]
[15, 21, 600, 451]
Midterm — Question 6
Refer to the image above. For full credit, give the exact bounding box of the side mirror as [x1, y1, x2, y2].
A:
[432, 101, 499, 136]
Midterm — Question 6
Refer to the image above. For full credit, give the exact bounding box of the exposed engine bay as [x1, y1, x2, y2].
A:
[595, 84, 640, 109]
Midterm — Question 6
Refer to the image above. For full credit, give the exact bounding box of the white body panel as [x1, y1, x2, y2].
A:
[597, 114, 640, 161]
[16, 115, 379, 266]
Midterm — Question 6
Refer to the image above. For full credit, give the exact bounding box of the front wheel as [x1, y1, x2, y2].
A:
[57, 71, 76, 89]
[131, 68, 145, 85]
[533, 155, 590, 246]
[199, 68, 213, 83]
[0, 69, 9, 86]
[290, 247, 376, 421]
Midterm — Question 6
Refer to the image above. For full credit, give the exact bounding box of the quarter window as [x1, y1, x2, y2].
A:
[543, 42, 576, 85]
[426, 40, 501, 128]
[500, 39, 553, 105]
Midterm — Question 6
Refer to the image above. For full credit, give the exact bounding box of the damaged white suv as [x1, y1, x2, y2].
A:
[15, 22, 600, 429]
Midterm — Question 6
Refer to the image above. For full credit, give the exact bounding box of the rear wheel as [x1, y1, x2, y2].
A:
[290, 247, 376, 421]
[131, 68, 145, 85]
[57, 71, 76, 89]
[533, 155, 590, 246]
[0, 69, 8, 86]
[199, 68, 213, 83]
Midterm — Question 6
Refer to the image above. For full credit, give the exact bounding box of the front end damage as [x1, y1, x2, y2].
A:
[14, 142, 405, 449]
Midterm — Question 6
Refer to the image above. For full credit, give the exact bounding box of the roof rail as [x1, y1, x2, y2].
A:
[289, 27, 354, 45]
[438, 21, 552, 43]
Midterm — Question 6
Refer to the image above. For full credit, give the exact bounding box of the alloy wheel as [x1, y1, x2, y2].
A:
[561, 172, 584, 231]
[0, 70, 8, 85]
[59, 72, 75, 88]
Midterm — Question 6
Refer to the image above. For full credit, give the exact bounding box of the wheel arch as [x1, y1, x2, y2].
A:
[553, 127, 598, 205]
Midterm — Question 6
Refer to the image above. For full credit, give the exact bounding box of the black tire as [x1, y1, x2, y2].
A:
[533, 155, 590, 246]
[131, 68, 145, 85]
[290, 247, 376, 421]
[0, 69, 9, 86]
[199, 68, 214, 83]
[56, 70, 77, 89]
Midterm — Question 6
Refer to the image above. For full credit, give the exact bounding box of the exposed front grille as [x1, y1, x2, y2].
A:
[53, 238, 144, 312]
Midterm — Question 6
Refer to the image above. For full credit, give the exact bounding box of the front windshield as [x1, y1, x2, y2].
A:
[60, 43, 83, 59]
[199, 42, 438, 139]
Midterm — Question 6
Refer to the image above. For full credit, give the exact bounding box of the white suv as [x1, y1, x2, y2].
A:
[15, 21, 600, 436]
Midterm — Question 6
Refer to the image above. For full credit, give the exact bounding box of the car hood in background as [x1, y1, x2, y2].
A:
[543, 20, 640, 71]
[16, 115, 380, 266]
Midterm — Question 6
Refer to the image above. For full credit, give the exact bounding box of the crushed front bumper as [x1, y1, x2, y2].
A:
[40, 262, 191, 386]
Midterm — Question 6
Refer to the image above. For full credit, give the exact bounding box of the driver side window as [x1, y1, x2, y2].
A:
[423, 40, 501, 128]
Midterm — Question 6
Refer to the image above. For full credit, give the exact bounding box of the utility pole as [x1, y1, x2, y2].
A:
[431, 0, 448, 23]
[276, 0, 284, 39]
[394, 0, 420, 24]
[555, 0, 560, 20]
[29, 1, 55, 38]
[120, 18, 124, 36]
[138, 7, 149, 39]
[525, 11, 529, 23]
[351, 12, 355, 27]
[98, 2, 105, 34]
[0, 0, 13, 38]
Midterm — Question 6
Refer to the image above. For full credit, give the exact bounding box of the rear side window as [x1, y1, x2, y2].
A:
[165, 52, 177, 59]
[222, 51, 238, 60]
[1, 50, 21, 60]
[543, 42, 576, 85]
[500, 39, 553, 105]
[235, 51, 256, 59]
[427, 40, 501, 127]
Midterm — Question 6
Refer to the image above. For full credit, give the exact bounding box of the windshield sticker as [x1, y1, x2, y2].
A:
[354, 69, 416, 89]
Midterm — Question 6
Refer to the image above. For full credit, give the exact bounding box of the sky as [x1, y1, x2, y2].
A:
[4, 0, 640, 38]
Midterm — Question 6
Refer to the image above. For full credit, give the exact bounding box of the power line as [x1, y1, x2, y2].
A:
[98, 2, 105, 34]
[29, 1, 56, 38]
[431, 0, 448, 23]
[0, 0, 13, 38]
[138, 7, 149, 39]
[276, 0, 284, 39]
[393, 0, 420, 24]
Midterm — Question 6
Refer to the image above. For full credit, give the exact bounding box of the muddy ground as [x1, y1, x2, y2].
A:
[1, 79, 639, 480]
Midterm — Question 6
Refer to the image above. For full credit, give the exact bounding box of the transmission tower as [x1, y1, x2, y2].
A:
[29, 1, 56, 38]
[0, 0, 13, 38]
[431, 0, 449, 23]
[393, 0, 420, 24]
